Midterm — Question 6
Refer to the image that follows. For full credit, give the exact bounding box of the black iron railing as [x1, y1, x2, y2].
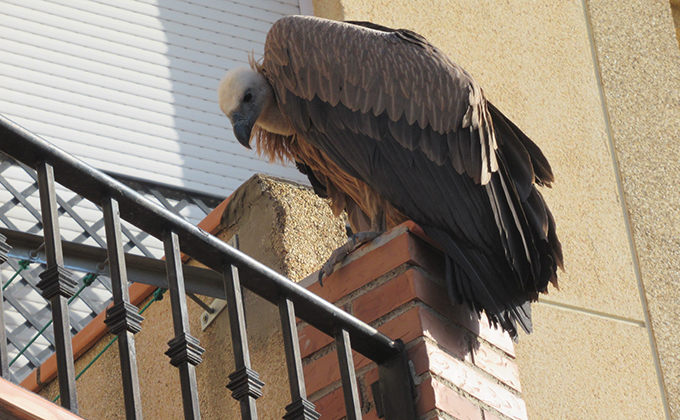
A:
[0, 151, 223, 384]
[0, 114, 416, 420]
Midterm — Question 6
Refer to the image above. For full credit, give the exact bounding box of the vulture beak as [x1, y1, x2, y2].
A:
[230, 112, 253, 149]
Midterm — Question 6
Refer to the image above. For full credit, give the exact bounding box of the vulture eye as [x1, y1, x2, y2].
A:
[243, 92, 253, 103]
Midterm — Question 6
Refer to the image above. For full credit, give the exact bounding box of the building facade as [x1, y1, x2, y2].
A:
[1, 0, 679, 418]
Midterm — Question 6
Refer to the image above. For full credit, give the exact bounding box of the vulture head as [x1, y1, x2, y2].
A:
[218, 67, 293, 148]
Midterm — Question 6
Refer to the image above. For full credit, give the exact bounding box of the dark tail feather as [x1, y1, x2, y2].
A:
[423, 225, 533, 339]
[488, 101, 555, 187]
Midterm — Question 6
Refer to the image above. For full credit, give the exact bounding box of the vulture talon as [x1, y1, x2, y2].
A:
[317, 231, 383, 286]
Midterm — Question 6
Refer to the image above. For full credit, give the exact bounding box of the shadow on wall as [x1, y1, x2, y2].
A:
[158, 0, 308, 198]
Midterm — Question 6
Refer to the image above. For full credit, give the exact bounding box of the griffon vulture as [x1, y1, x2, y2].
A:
[218, 16, 563, 338]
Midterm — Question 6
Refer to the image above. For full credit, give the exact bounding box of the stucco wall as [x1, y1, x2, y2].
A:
[671, 0, 680, 44]
[584, 0, 680, 418]
[312, 0, 678, 418]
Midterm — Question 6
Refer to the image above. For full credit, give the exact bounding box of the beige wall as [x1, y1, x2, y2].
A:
[671, 0, 680, 45]
[584, 0, 680, 418]
[312, 0, 679, 418]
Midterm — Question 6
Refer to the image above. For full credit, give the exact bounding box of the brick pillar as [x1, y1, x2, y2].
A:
[298, 221, 528, 420]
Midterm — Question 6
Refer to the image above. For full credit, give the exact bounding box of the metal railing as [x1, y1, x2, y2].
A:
[0, 152, 223, 383]
[0, 114, 416, 420]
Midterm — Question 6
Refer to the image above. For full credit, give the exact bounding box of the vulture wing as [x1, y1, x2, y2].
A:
[263, 16, 562, 336]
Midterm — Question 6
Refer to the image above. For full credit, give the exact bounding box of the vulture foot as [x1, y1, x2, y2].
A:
[318, 230, 383, 285]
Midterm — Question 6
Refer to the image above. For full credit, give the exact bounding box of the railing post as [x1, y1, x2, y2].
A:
[223, 263, 264, 419]
[375, 339, 417, 420]
[335, 329, 361, 420]
[163, 229, 205, 420]
[0, 233, 11, 379]
[102, 197, 144, 420]
[35, 161, 79, 413]
[279, 297, 320, 420]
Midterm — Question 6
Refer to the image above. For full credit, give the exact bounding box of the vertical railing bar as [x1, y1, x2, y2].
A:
[376, 339, 417, 420]
[279, 297, 320, 420]
[223, 262, 264, 420]
[37, 162, 61, 269]
[35, 161, 79, 413]
[335, 329, 362, 420]
[0, 234, 11, 379]
[102, 197, 144, 420]
[163, 229, 204, 420]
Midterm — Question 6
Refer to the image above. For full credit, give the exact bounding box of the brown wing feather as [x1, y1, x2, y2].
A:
[264, 16, 498, 184]
[251, 124, 407, 231]
[256, 16, 562, 337]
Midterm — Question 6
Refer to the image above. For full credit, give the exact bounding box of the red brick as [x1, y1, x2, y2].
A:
[417, 376, 483, 420]
[478, 314, 515, 357]
[298, 221, 525, 419]
[299, 273, 481, 360]
[303, 349, 371, 396]
[402, 222, 518, 357]
[378, 306, 471, 360]
[298, 293, 463, 361]
[307, 230, 415, 303]
[300, 223, 463, 359]
[312, 386, 347, 420]
[352, 269, 420, 323]
[483, 410, 504, 420]
[363, 367, 380, 408]
[362, 409, 381, 420]
[301, 302, 469, 381]
[363, 367, 379, 391]
[300, 234, 421, 359]
[307, 224, 446, 301]
[407, 272, 480, 333]
[353, 268, 481, 336]
[402, 231, 447, 279]
[473, 342, 521, 392]
[299, 324, 333, 359]
[408, 340, 429, 374]
[374, 306, 423, 345]
[409, 341, 527, 420]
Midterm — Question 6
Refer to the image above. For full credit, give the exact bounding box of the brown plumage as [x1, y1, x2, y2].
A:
[218, 16, 563, 338]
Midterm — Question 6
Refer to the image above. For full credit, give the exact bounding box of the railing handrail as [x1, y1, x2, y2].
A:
[0, 114, 402, 363]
